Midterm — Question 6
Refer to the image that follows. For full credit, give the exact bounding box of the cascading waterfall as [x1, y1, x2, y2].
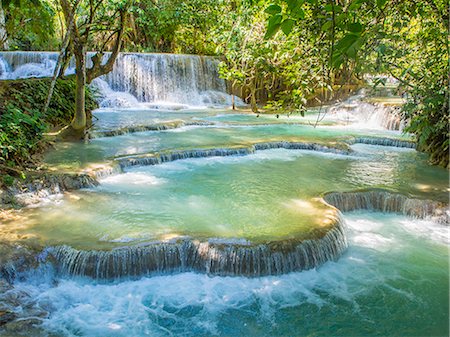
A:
[92, 120, 214, 138]
[0, 55, 9, 79]
[90, 137, 416, 179]
[48, 213, 347, 279]
[0, 51, 61, 79]
[91, 78, 140, 108]
[40, 188, 448, 280]
[348, 137, 416, 148]
[102, 53, 235, 107]
[323, 189, 449, 223]
[115, 142, 350, 170]
[327, 95, 405, 131]
[0, 51, 242, 108]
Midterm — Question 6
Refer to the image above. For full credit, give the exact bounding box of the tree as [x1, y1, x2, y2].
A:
[216, 1, 340, 113]
[0, 0, 56, 50]
[59, 0, 130, 138]
[129, 0, 221, 54]
[264, 0, 449, 167]
[0, 2, 7, 49]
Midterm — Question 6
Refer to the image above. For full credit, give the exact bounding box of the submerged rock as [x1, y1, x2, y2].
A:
[0, 311, 16, 326]
[1, 173, 99, 208]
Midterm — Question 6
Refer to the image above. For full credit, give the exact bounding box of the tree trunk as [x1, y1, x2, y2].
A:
[250, 83, 258, 113]
[0, 4, 8, 50]
[72, 44, 86, 131]
[86, 10, 128, 84]
[43, 20, 74, 115]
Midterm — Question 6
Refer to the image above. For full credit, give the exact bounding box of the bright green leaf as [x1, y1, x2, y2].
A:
[285, 0, 303, 10]
[265, 14, 283, 39]
[281, 19, 295, 35]
[335, 34, 358, 51]
[291, 6, 305, 19]
[265, 4, 282, 15]
[321, 20, 333, 31]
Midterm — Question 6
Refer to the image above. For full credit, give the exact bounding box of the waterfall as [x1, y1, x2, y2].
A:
[323, 189, 449, 223]
[327, 95, 405, 131]
[93, 120, 213, 138]
[0, 51, 62, 79]
[92, 138, 418, 179]
[115, 142, 351, 170]
[48, 214, 347, 279]
[0, 51, 242, 108]
[102, 53, 232, 107]
[349, 137, 416, 148]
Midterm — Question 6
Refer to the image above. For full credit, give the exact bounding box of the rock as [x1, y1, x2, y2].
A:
[4, 318, 43, 332]
[0, 263, 16, 284]
[0, 311, 16, 326]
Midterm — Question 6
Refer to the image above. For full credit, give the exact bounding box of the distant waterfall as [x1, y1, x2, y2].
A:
[327, 95, 405, 131]
[0, 51, 241, 108]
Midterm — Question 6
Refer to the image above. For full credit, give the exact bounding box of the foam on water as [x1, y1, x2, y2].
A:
[397, 217, 450, 245]
[99, 172, 167, 187]
[92, 78, 141, 108]
[316, 95, 405, 131]
[5, 213, 447, 337]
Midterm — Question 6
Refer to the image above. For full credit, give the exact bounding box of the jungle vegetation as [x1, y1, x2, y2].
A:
[0, 0, 448, 167]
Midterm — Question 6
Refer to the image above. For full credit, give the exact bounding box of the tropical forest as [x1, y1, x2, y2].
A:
[0, 0, 448, 336]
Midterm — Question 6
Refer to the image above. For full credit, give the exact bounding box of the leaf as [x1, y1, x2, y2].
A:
[265, 14, 283, 39]
[348, 0, 365, 11]
[335, 34, 359, 51]
[376, 0, 387, 8]
[286, 0, 303, 10]
[291, 6, 305, 19]
[347, 22, 363, 33]
[281, 19, 295, 35]
[321, 20, 333, 31]
[331, 51, 344, 68]
[265, 4, 282, 15]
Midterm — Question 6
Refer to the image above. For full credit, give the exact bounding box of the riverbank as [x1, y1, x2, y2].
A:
[0, 77, 97, 190]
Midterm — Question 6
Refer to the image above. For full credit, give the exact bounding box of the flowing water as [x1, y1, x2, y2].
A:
[0, 52, 448, 336]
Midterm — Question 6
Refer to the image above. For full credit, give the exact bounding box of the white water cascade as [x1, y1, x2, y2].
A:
[0, 51, 243, 109]
[326, 94, 405, 131]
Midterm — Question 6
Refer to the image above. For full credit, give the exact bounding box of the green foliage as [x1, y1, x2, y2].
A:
[216, 1, 343, 113]
[129, 0, 222, 54]
[0, 78, 97, 171]
[262, 0, 449, 167]
[0, 103, 46, 167]
[2, 0, 58, 50]
[2, 174, 14, 186]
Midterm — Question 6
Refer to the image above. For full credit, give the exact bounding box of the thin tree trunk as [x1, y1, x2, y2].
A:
[43, 12, 76, 115]
[72, 44, 86, 131]
[86, 10, 128, 84]
[231, 83, 236, 110]
[250, 82, 258, 113]
[0, 4, 8, 50]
